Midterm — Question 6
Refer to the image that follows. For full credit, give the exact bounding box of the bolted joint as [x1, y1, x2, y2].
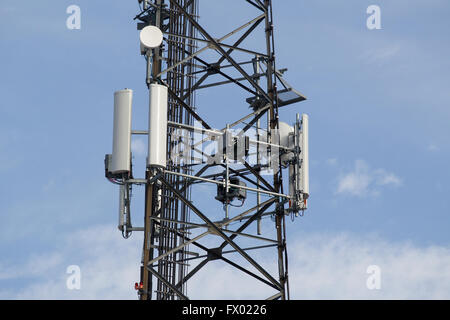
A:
[277, 239, 287, 251]
[207, 62, 221, 75]
[266, 55, 275, 63]
[207, 247, 223, 261]
[275, 202, 286, 216]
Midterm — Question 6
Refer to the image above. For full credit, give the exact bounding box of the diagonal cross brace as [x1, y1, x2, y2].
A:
[219, 198, 275, 250]
[155, 219, 280, 291]
[178, 14, 264, 102]
[169, 0, 272, 104]
[157, 174, 282, 290]
[146, 266, 189, 300]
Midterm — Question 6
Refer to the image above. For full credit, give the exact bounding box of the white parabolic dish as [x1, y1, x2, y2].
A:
[140, 26, 163, 50]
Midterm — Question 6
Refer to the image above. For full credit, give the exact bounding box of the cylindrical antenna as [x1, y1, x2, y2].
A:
[147, 84, 168, 168]
[111, 89, 133, 174]
[301, 114, 309, 199]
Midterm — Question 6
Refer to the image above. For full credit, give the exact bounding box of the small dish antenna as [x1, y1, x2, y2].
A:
[140, 26, 163, 53]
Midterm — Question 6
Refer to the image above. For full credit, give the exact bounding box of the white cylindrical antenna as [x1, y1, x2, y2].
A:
[301, 114, 309, 198]
[140, 26, 163, 54]
[147, 83, 168, 168]
[111, 89, 133, 174]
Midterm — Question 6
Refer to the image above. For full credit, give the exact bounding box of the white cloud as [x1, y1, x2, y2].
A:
[131, 138, 147, 156]
[428, 144, 439, 152]
[188, 233, 450, 299]
[1, 224, 449, 300]
[287, 234, 450, 299]
[360, 44, 401, 66]
[0, 252, 63, 281]
[0, 225, 142, 300]
[374, 169, 402, 187]
[336, 159, 402, 197]
[326, 158, 338, 166]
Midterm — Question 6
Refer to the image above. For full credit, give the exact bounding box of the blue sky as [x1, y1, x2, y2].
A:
[0, 0, 449, 299]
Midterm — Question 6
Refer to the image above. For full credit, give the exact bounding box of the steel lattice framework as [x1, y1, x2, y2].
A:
[107, 0, 308, 300]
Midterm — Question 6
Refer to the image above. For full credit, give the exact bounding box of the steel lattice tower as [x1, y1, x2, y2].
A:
[106, 0, 308, 300]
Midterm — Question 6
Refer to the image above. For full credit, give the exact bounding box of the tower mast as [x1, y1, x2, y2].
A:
[105, 0, 309, 300]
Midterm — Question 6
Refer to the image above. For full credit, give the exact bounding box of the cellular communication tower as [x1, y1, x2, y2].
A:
[105, 0, 309, 300]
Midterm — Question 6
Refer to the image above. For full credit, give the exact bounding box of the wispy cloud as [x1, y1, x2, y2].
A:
[336, 159, 402, 197]
[287, 233, 450, 299]
[428, 143, 439, 152]
[360, 44, 401, 66]
[189, 233, 450, 299]
[0, 224, 142, 300]
[131, 138, 147, 156]
[326, 158, 338, 166]
[1, 224, 449, 299]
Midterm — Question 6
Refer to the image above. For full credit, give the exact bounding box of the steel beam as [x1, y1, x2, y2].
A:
[156, 220, 279, 291]
[158, 174, 282, 290]
[146, 267, 189, 300]
[169, 0, 272, 103]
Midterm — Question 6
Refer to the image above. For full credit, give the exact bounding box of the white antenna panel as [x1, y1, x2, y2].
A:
[147, 84, 168, 168]
[301, 114, 309, 198]
[111, 89, 133, 174]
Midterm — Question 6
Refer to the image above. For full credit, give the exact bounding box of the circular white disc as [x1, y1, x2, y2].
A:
[140, 26, 163, 49]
